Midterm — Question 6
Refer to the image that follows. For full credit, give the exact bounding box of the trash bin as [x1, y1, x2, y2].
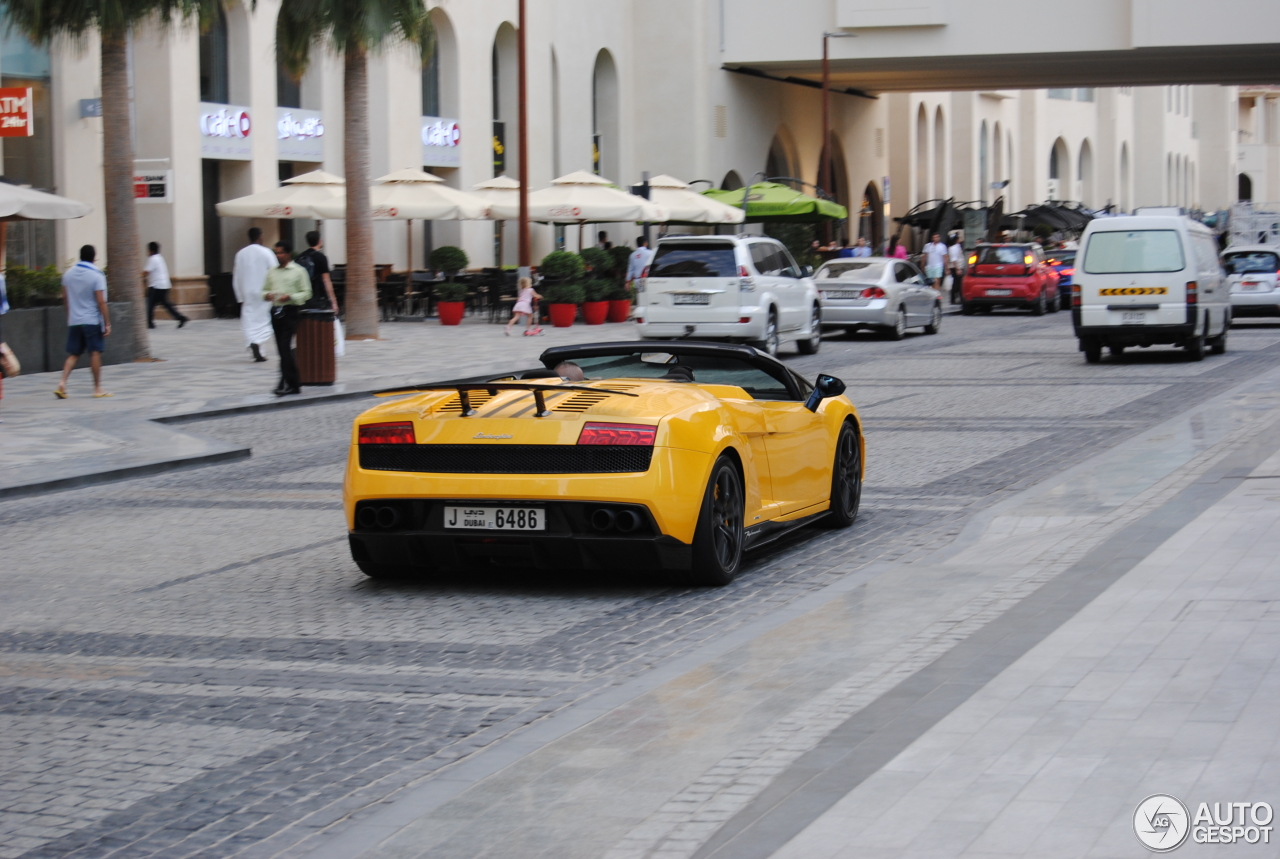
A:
[296, 309, 336, 386]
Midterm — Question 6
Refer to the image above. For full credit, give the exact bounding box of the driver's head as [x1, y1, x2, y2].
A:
[555, 361, 585, 382]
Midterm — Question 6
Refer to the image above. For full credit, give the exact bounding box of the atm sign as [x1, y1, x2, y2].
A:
[0, 87, 33, 137]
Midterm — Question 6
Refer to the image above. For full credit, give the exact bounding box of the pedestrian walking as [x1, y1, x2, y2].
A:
[295, 230, 339, 311]
[947, 234, 966, 305]
[505, 276, 541, 336]
[887, 234, 908, 259]
[54, 245, 111, 399]
[233, 228, 276, 362]
[263, 241, 312, 396]
[144, 242, 188, 328]
[852, 237, 872, 258]
[626, 236, 654, 288]
[923, 232, 948, 291]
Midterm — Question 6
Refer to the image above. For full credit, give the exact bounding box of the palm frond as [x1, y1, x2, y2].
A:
[275, 0, 435, 75]
[1, 0, 217, 42]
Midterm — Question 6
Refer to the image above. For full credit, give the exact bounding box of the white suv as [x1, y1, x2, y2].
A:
[634, 235, 822, 356]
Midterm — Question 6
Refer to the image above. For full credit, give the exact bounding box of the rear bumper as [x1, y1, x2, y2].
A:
[820, 301, 894, 327]
[636, 318, 765, 340]
[1230, 292, 1280, 315]
[348, 499, 694, 571]
[1074, 322, 1196, 346]
[963, 280, 1039, 301]
[963, 296, 1039, 309]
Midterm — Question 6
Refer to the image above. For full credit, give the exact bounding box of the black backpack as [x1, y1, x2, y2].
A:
[294, 250, 327, 308]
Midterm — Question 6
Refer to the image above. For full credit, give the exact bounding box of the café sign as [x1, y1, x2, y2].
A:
[199, 103, 252, 160]
[0, 87, 34, 138]
[277, 108, 324, 161]
[422, 116, 461, 168]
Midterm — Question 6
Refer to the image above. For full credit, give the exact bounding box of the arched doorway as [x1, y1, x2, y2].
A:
[1119, 143, 1131, 211]
[860, 182, 883, 251]
[1239, 172, 1253, 202]
[765, 130, 797, 184]
[1078, 139, 1094, 206]
[979, 120, 989, 203]
[915, 104, 928, 204]
[721, 171, 743, 191]
[933, 107, 946, 199]
[592, 50, 619, 180]
[817, 132, 849, 209]
[1048, 138, 1069, 201]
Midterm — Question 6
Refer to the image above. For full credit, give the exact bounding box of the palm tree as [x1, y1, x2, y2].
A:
[276, 0, 434, 340]
[2, 0, 213, 360]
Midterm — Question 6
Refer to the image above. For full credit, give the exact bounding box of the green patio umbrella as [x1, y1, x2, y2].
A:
[702, 182, 847, 224]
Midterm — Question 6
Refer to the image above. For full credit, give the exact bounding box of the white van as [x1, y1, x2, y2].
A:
[635, 235, 822, 357]
[1073, 210, 1229, 362]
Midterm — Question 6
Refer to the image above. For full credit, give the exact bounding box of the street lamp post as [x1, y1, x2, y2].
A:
[821, 31, 856, 246]
[517, 0, 530, 280]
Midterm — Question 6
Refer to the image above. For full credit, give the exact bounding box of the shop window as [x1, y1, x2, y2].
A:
[200, 8, 229, 103]
[1047, 89, 1072, 100]
[1, 31, 54, 267]
[277, 55, 300, 108]
[422, 46, 439, 116]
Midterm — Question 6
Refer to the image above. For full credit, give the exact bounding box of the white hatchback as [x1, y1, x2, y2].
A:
[635, 235, 822, 357]
[1222, 244, 1280, 318]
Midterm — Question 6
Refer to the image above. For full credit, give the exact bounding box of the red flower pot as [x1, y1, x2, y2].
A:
[437, 301, 465, 325]
[607, 299, 632, 322]
[548, 303, 577, 327]
[582, 300, 609, 325]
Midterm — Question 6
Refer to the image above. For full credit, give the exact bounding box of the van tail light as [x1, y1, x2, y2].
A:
[860, 286, 886, 299]
[1072, 283, 1082, 307]
[359, 422, 416, 444]
[577, 422, 656, 446]
[1186, 281, 1198, 305]
[739, 264, 755, 292]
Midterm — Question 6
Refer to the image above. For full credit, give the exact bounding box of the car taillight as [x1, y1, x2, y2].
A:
[359, 422, 416, 444]
[1072, 283, 1082, 307]
[577, 422, 656, 446]
[1024, 255, 1034, 266]
[641, 266, 649, 278]
[968, 254, 977, 266]
[1062, 268, 1074, 277]
[860, 286, 886, 299]
[1186, 281, 1198, 305]
[739, 264, 755, 292]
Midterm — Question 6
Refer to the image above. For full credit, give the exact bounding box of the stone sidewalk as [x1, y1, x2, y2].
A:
[0, 315, 627, 497]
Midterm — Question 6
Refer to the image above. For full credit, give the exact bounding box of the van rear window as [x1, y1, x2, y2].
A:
[1083, 230, 1185, 274]
[649, 244, 738, 278]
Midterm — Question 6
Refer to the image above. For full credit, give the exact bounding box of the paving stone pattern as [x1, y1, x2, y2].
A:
[3, 314, 1280, 858]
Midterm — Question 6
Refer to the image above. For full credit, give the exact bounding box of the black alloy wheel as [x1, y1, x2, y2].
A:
[686, 457, 745, 586]
[820, 423, 863, 529]
[1031, 290, 1046, 316]
[798, 305, 822, 354]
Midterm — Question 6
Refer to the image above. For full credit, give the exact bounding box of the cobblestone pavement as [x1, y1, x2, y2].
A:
[3, 312, 1280, 858]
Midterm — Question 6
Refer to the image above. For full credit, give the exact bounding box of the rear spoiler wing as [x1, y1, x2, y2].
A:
[372, 382, 638, 417]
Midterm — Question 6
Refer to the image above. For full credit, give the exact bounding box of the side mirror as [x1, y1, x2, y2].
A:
[801, 265, 814, 278]
[804, 373, 847, 412]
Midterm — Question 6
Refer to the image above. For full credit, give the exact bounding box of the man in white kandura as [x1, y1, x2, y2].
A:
[233, 227, 277, 362]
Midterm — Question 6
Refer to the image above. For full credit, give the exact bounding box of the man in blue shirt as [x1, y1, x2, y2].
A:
[55, 245, 112, 399]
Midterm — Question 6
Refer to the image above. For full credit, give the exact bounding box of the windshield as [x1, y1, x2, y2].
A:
[1083, 230, 1185, 274]
[1223, 251, 1279, 275]
[649, 243, 738, 278]
[565, 352, 797, 400]
[817, 262, 885, 281]
[976, 247, 1028, 265]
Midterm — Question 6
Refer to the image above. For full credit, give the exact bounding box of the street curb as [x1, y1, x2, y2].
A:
[0, 445, 252, 501]
[154, 385, 383, 424]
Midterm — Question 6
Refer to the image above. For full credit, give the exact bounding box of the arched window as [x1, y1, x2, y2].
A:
[1078, 139, 1093, 206]
[550, 48, 560, 177]
[721, 171, 743, 191]
[933, 107, 946, 198]
[819, 132, 849, 210]
[592, 50, 619, 179]
[1240, 172, 1253, 201]
[766, 130, 796, 183]
[992, 121, 1003, 192]
[979, 120, 989, 203]
[915, 104, 928, 204]
[1048, 138, 1068, 201]
[1119, 143, 1131, 211]
[200, 7, 229, 103]
[492, 23, 517, 179]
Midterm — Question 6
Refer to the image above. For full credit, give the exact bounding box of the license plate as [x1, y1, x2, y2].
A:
[822, 290, 861, 300]
[1121, 311, 1147, 325]
[444, 506, 545, 530]
[672, 294, 711, 305]
[985, 289, 1013, 296]
[1243, 282, 1260, 290]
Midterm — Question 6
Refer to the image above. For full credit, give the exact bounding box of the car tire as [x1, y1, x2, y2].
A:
[1110, 344, 1126, 358]
[1031, 291, 1046, 316]
[753, 311, 780, 357]
[1208, 314, 1229, 354]
[1186, 333, 1206, 361]
[797, 305, 822, 354]
[887, 306, 907, 340]
[1084, 340, 1103, 363]
[1048, 291, 1061, 313]
[961, 302, 976, 316]
[685, 456, 745, 586]
[923, 302, 942, 334]
[819, 422, 862, 530]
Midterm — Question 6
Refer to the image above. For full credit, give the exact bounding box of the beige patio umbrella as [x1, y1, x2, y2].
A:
[488, 171, 668, 247]
[472, 175, 520, 267]
[214, 170, 345, 219]
[313, 169, 490, 275]
[0, 181, 93, 274]
[647, 174, 745, 224]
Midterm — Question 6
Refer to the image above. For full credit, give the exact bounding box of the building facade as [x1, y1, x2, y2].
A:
[0, 0, 1254, 313]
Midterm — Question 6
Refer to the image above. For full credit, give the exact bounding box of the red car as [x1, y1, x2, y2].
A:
[961, 243, 1061, 315]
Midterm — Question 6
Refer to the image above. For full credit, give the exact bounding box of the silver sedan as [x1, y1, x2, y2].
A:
[816, 257, 943, 340]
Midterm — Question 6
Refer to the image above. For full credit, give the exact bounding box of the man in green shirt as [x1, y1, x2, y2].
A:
[263, 241, 312, 396]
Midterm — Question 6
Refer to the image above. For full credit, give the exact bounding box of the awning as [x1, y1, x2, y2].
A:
[702, 182, 847, 223]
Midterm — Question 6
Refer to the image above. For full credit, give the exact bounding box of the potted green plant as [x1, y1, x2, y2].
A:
[541, 280, 585, 327]
[608, 245, 633, 279]
[606, 279, 633, 323]
[429, 245, 469, 281]
[538, 250, 584, 284]
[433, 281, 467, 325]
[579, 246, 611, 276]
[581, 278, 612, 325]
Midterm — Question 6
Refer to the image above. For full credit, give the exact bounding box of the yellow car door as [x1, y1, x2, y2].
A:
[758, 401, 832, 516]
[711, 394, 777, 522]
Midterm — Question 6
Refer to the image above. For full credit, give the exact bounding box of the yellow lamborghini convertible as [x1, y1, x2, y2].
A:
[344, 341, 863, 585]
